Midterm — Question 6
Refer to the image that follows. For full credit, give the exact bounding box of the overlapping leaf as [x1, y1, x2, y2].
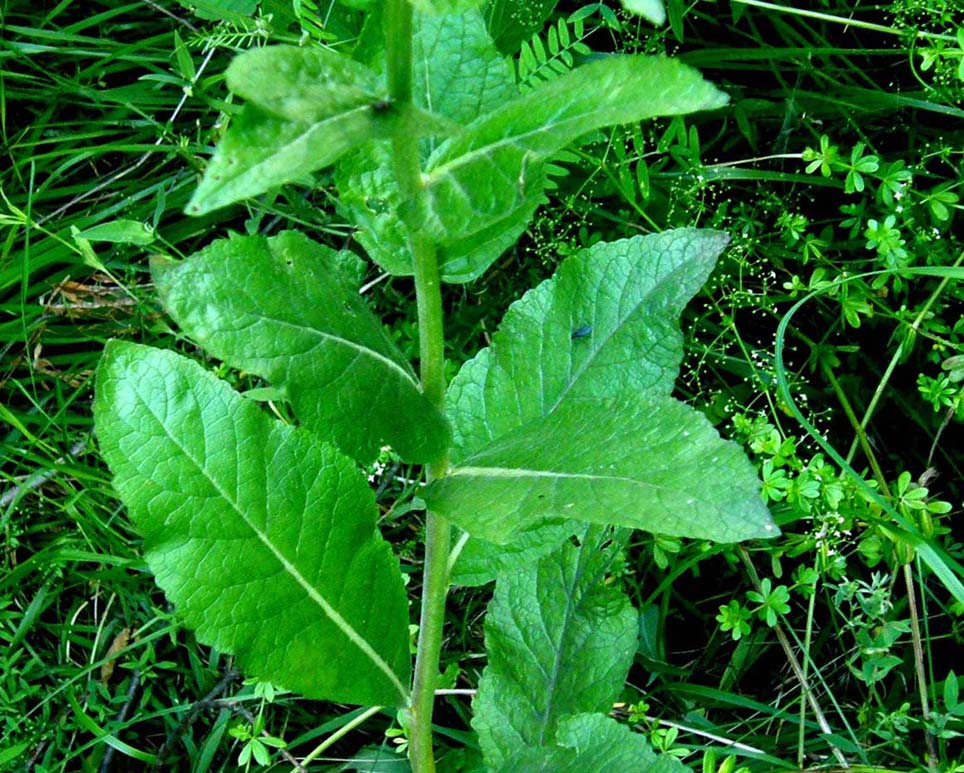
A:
[336, 9, 520, 280]
[450, 520, 577, 586]
[153, 231, 449, 463]
[427, 395, 776, 544]
[473, 529, 637, 769]
[414, 56, 728, 256]
[436, 229, 775, 569]
[188, 45, 390, 215]
[94, 342, 411, 706]
[503, 714, 687, 772]
[446, 229, 731, 461]
[226, 45, 382, 122]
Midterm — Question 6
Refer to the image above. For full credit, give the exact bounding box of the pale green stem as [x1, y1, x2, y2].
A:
[731, 0, 957, 42]
[300, 705, 383, 766]
[383, 3, 451, 771]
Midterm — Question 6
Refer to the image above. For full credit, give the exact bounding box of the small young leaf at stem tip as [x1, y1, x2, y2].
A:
[416, 56, 728, 257]
[94, 341, 412, 706]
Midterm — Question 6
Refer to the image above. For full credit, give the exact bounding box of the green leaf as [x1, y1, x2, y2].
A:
[183, 0, 258, 22]
[450, 520, 578, 586]
[485, 0, 561, 55]
[153, 231, 450, 463]
[336, 9, 519, 280]
[505, 714, 687, 772]
[225, 45, 382, 123]
[409, 0, 486, 13]
[74, 219, 155, 245]
[187, 103, 394, 216]
[446, 230, 731, 461]
[415, 56, 728, 269]
[473, 528, 638, 769]
[620, 0, 666, 25]
[186, 43, 413, 217]
[94, 341, 411, 706]
[426, 395, 777, 544]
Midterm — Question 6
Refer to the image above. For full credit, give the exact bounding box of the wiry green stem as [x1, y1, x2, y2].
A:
[383, 3, 451, 771]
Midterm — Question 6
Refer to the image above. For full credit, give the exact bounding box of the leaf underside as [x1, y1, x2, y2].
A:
[153, 230, 450, 464]
[94, 341, 411, 706]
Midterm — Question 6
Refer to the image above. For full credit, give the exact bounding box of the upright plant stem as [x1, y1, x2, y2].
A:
[383, 3, 450, 770]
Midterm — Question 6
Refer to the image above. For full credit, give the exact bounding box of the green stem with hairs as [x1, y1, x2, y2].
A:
[383, 3, 451, 770]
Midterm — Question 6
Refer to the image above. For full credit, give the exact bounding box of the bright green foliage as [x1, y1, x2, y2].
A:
[473, 529, 639, 768]
[437, 229, 772, 570]
[444, 230, 732, 461]
[153, 231, 450, 463]
[186, 103, 394, 216]
[94, 342, 412, 706]
[409, 0, 486, 14]
[225, 45, 382, 122]
[504, 714, 687, 772]
[415, 56, 728, 280]
[426, 395, 775, 544]
[187, 45, 392, 215]
[337, 9, 519, 279]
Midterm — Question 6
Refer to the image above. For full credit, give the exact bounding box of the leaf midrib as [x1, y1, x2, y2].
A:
[137, 393, 411, 703]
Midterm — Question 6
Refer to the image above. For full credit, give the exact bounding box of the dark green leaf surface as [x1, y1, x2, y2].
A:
[153, 231, 449, 463]
[485, 0, 560, 55]
[336, 9, 519, 281]
[226, 45, 381, 123]
[94, 342, 411, 706]
[446, 230, 730, 462]
[473, 530, 637, 769]
[416, 56, 728, 259]
[503, 714, 686, 772]
[427, 396, 777, 544]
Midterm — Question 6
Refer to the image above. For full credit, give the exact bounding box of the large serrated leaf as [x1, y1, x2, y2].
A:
[153, 231, 449, 464]
[485, 0, 560, 55]
[503, 714, 687, 772]
[427, 396, 777, 544]
[472, 528, 637, 769]
[336, 9, 519, 280]
[447, 229, 730, 462]
[415, 56, 728, 260]
[225, 45, 382, 123]
[94, 342, 411, 706]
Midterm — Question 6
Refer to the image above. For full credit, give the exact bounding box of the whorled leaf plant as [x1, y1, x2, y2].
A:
[93, 1, 779, 769]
